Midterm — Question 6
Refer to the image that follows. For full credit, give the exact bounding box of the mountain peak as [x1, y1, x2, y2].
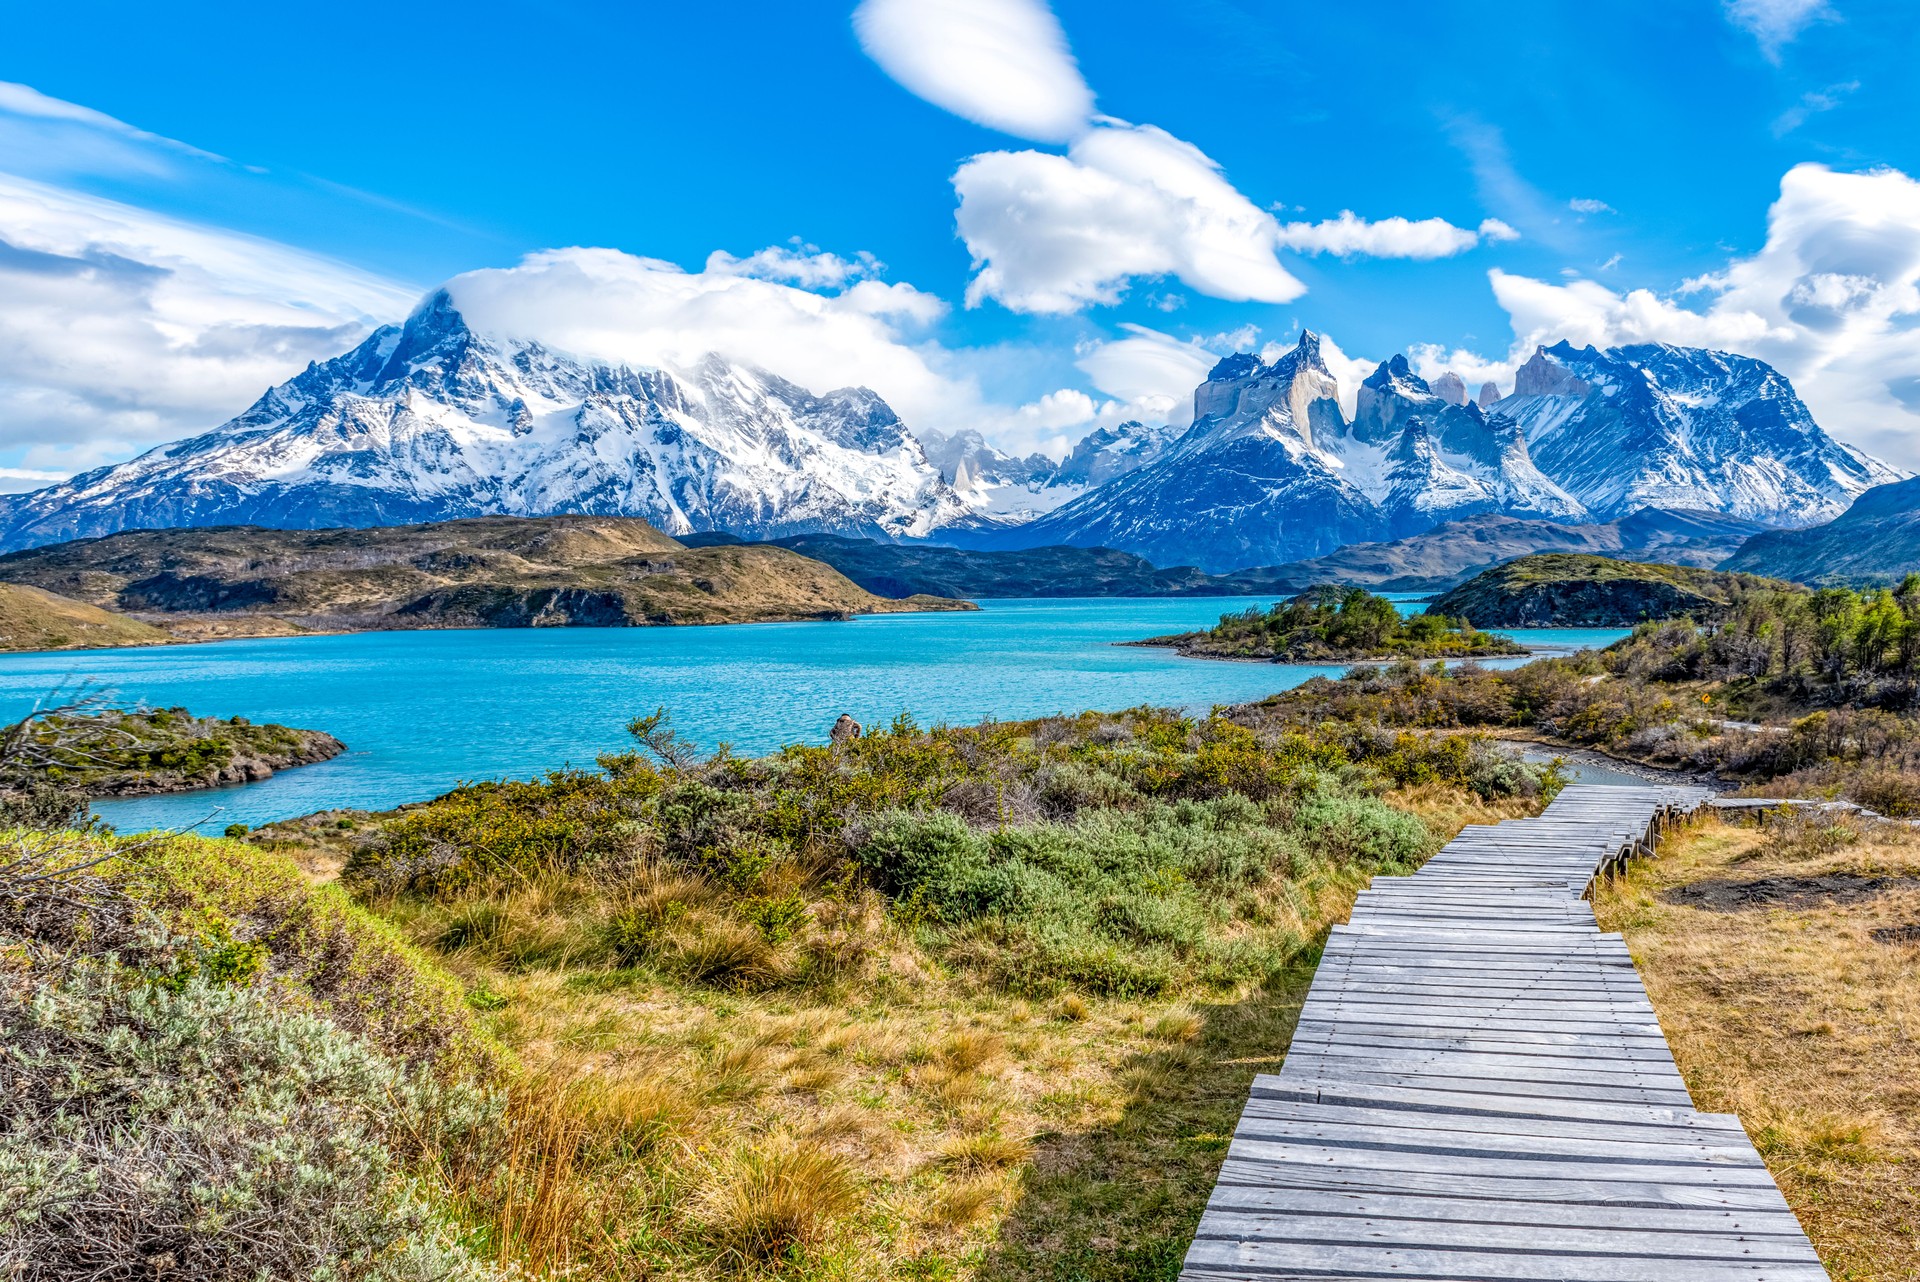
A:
[1206, 352, 1263, 382]
[1513, 346, 1595, 398]
[1429, 371, 1470, 406]
[1287, 330, 1329, 374]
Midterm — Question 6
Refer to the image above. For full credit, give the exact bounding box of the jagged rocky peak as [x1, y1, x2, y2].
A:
[917, 427, 1054, 487]
[1476, 380, 1502, 408]
[1429, 371, 1470, 406]
[1190, 331, 1342, 443]
[1513, 345, 1596, 397]
[1353, 354, 1439, 444]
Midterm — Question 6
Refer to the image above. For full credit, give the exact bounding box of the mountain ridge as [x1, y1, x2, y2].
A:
[0, 288, 1900, 573]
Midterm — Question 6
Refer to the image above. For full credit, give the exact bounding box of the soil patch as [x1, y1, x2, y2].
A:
[1662, 874, 1920, 912]
[1870, 923, 1920, 945]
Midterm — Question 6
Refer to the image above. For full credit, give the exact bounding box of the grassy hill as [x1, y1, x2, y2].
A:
[0, 516, 973, 635]
[1427, 554, 1792, 627]
[0, 581, 173, 651]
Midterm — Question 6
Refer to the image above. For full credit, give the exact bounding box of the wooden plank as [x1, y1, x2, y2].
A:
[1199, 1184, 1805, 1233]
[1209, 1157, 1791, 1210]
[1183, 1240, 1828, 1282]
[1192, 1208, 1820, 1258]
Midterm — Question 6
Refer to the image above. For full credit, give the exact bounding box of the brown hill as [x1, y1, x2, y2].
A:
[0, 582, 173, 652]
[0, 516, 972, 634]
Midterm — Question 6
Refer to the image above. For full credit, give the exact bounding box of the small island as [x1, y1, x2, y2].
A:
[1, 704, 345, 803]
[1135, 584, 1528, 662]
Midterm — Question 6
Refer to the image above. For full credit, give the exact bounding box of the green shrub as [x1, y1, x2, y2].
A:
[0, 960, 502, 1282]
[0, 829, 502, 1281]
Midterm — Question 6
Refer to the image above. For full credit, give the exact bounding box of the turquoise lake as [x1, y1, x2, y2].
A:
[0, 597, 1628, 832]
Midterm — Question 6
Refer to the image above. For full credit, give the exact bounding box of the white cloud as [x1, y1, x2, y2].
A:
[704, 242, 882, 288]
[0, 79, 227, 168]
[866, 5, 1508, 314]
[0, 174, 419, 486]
[954, 121, 1309, 313]
[852, 0, 1094, 142]
[1724, 0, 1832, 58]
[1438, 163, 1920, 468]
[1273, 210, 1512, 259]
[1075, 323, 1220, 425]
[447, 246, 1095, 450]
[1568, 197, 1614, 215]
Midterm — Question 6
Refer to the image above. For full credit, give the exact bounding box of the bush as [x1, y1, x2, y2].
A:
[0, 829, 502, 1281]
[0, 961, 501, 1282]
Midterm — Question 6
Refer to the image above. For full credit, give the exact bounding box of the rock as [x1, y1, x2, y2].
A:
[1513, 346, 1596, 398]
[831, 714, 863, 745]
[1477, 381, 1501, 408]
[1429, 371, 1470, 406]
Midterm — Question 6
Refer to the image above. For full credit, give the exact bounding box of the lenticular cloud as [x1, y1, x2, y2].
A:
[852, 0, 1093, 143]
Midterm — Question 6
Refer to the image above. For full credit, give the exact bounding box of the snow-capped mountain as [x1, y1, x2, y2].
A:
[995, 337, 1587, 571]
[1490, 342, 1900, 524]
[1, 287, 1898, 574]
[989, 336, 1382, 570]
[916, 427, 1061, 518]
[0, 291, 967, 551]
[983, 336, 1902, 571]
[1050, 420, 1179, 489]
[1350, 355, 1587, 531]
[915, 420, 1177, 520]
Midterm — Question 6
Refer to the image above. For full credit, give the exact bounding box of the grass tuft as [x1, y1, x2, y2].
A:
[698, 1139, 859, 1265]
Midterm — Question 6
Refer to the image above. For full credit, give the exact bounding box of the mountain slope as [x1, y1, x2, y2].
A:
[0, 516, 972, 631]
[0, 582, 174, 651]
[684, 533, 1321, 598]
[1721, 476, 1920, 584]
[0, 291, 966, 552]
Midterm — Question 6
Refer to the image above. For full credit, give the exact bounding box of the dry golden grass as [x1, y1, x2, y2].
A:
[1594, 813, 1920, 1281]
[393, 779, 1534, 1281]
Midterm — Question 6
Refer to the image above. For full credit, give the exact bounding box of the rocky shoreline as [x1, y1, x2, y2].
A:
[85, 727, 348, 797]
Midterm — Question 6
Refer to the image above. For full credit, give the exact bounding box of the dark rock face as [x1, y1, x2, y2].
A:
[392, 585, 640, 628]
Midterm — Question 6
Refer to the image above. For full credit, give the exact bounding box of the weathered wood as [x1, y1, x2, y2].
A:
[1178, 783, 1828, 1282]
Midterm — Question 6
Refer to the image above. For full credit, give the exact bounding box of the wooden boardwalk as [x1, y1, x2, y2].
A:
[1181, 784, 1828, 1281]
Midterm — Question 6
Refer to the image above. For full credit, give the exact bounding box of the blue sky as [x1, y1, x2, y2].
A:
[2, 0, 1918, 484]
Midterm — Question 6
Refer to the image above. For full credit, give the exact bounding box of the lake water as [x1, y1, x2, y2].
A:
[0, 598, 1628, 832]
